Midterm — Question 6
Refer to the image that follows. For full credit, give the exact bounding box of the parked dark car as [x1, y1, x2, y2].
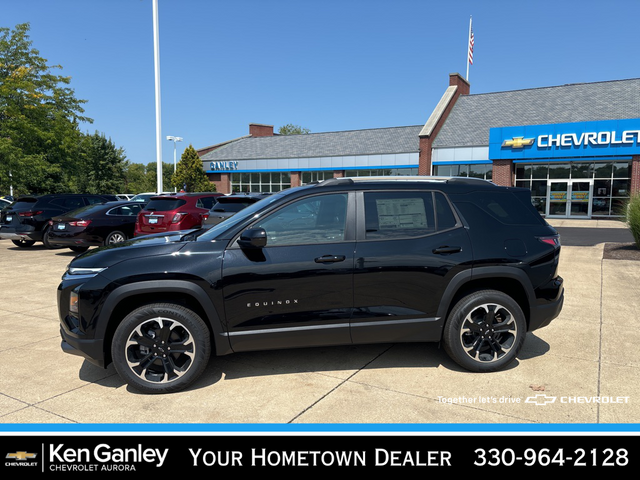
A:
[134, 192, 223, 236]
[203, 193, 270, 227]
[58, 177, 564, 394]
[0, 194, 118, 248]
[47, 201, 146, 252]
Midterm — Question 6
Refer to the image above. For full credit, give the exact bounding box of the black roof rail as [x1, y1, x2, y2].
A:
[314, 176, 494, 186]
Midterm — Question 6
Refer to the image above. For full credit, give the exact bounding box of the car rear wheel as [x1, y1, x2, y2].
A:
[104, 230, 127, 245]
[11, 238, 36, 247]
[111, 303, 211, 394]
[442, 290, 526, 372]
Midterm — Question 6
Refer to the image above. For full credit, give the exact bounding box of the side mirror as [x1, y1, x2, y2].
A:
[238, 227, 267, 249]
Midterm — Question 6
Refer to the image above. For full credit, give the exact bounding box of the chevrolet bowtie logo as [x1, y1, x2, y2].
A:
[502, 136, 535, 148]
[525, 394, 557, 406]
[6, 451, 37, 460]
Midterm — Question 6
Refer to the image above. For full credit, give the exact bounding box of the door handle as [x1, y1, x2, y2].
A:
[432, 246, 462, 255]
[315, 255, 346, 263]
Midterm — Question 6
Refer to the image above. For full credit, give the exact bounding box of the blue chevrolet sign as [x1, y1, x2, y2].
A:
[489, 118, 640, 160]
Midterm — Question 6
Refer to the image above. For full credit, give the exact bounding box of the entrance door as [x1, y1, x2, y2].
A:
[546, 180, 593, 218]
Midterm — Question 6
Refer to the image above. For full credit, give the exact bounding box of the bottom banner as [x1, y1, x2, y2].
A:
[0, 434, 635, 473]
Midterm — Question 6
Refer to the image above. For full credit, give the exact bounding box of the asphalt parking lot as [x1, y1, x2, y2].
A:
[0, 220, 638, 429]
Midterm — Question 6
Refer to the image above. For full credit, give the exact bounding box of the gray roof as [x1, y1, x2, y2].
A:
[433, 78, 640, 148]
[200, 125, 422, 161]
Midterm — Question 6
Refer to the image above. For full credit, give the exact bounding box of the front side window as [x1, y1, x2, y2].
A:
[255, 193, 348, 246]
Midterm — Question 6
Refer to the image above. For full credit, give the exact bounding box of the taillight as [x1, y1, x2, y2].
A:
[538, 235, 560, 247]
[18, 210, 43, 217]
[171, 213, 187, 223]
[69, 220, 91, 227]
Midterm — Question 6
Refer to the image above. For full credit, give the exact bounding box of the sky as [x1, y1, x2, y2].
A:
[3, 0, 639, 168]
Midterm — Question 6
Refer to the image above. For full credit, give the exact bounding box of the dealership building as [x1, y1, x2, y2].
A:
[199, 73, 640, 219]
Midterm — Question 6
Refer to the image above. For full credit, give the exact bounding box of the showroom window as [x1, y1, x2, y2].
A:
[231, 172, 291, 193]
[301, 170, 334, 184]
[515, 161, 631, 217]
[432, 164, 493, 180]
[344, 168, 419, 177]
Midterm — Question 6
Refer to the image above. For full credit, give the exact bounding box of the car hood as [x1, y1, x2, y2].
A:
[69, 231, 189, 269]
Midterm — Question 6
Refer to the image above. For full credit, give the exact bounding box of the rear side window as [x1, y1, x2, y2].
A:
[50, 197, 85, 210]
[108, 204, 143, 216]
[144, 199, 186, 211]
[363, 191, 457, 239]
[452, 191, 542, 226]
[196, 197, 218, 209]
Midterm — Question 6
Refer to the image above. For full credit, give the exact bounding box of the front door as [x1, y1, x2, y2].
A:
[546, 180, 593, 218]
[221, 192, 355, 352]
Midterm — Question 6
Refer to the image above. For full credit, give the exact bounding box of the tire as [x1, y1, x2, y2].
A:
[442, 290, 526, 372]
[42, 225, 62, 249]
[11, 238, 36, 247]
[111, 303, 211, 394]
[104, 230, 127, 245]
[69, 246, 89, 253]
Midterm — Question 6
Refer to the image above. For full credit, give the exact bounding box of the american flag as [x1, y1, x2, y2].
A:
[468, 26, 474, 65]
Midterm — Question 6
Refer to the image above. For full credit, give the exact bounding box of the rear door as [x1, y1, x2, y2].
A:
[221, 192, 356, 352]
[350, 189, 473, 344]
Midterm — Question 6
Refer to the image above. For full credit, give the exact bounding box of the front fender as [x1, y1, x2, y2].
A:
[98, 280, 232, 356]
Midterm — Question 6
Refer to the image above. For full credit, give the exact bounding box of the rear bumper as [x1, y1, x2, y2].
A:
[529, 276, 564, 331]
[0, 226, 42, 242]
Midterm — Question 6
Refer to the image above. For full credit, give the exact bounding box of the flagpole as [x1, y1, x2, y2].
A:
[466, 16, 472, 81]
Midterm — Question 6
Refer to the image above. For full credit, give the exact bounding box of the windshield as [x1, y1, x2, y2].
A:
[197, 191, 291, 241]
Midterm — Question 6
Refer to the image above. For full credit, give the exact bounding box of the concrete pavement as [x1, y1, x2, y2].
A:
[0, 220, 638, 428]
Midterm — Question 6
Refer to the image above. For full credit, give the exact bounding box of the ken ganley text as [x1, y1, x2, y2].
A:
[190, 448, 452, 467]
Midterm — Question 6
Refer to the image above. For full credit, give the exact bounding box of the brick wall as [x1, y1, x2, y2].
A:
[631, 156, 640, 196]
[291, 172, 301, 188]
[418, 73, 470, 176]
[207, 172, 230, 193]
[491, 159, 513, 187]
[249, 123, 274, 137]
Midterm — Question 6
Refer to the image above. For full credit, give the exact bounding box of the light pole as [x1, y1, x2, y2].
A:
[166, 135, 183, 192]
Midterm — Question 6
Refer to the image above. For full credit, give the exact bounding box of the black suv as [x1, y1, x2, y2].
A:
[1, 194, 116, 248]
[57, 177, 564, 393]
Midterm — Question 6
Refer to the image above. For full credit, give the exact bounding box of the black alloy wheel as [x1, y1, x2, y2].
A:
[443, 290, 526, 372]
[111, 303, 211, 394]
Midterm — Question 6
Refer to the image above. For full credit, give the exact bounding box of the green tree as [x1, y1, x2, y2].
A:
[171, 145, 214, 192]
[0, 23, 91, 196]
[278, 124, 310, 135]
[73, 132, 127, 194]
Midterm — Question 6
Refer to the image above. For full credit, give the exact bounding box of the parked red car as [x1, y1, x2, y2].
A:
[134, 193, 222, 236]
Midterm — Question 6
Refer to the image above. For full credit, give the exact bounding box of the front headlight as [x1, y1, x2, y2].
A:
[67, 267, 106, 276]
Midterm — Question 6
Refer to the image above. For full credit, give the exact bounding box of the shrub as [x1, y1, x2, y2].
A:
[625, 194, 640, 247]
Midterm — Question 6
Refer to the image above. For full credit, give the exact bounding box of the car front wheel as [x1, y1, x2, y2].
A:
[111, 303, 211, 394]
[442, 290, 526, 372]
